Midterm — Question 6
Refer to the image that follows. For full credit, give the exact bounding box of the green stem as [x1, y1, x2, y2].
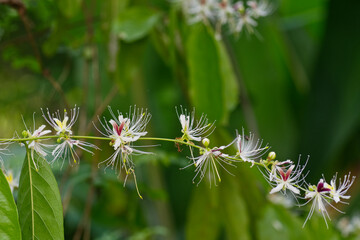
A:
[0, 135, 59, 142]
[139, 137, 203, 150]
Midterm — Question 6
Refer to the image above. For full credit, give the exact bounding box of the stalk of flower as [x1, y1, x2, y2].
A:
[96, 106, 152, 198]
[189, 138, 237, 186]
[234, 128, 268, 167]
[23, 124, 52, 170]
[42, 106, 98, 166]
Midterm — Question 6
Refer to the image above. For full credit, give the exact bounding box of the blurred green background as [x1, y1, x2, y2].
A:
[0, 0, 359, 239]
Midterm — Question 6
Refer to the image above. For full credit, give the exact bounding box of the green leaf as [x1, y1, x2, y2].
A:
[0, 170, 21, 240]
[220, 174, 250, 240]
[114, 7, 161, 43]
[186, 24, 225, 122]
[214, 39, 239, 124]
[17, 152, 64, 240]
[185, 184, 220, 240]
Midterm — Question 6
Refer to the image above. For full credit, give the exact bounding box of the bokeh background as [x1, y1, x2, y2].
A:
[0, 0, 360, 239]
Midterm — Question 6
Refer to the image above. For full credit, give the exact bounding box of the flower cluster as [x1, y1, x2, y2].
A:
[181, 0, 272, 37]
[41, 107, 98, 167]
[175, 108, 356, 228]
[96, 106, 152, 198]
[177, 108, 268, 186]
[0, 105, 356, 229]
[302, 173, 356, 228]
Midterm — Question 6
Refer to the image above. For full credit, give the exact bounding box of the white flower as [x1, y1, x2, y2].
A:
[269, 164, 302, 195]
[4, 169, 18, 193]
[176, 107, 215, 142]
[189, 139, 237, 186]
[327, 172, 355, 203]
[235, 128, 268, 166]
[26, 124, 52, 170]
[183, 0, 216, 24]
[0, 160, 19, 193]
[96, 106, 151, 198]
[303, 179, 336, 228]
[262, 156, 307, 195]
[268, 160, 293, 181]
[234, 12, 257, 33]
[98, 106, 150, 150]
[247, 0, 272, 18]
[42, 107, 79, 135]
[216, 1, 235, 25]
[303, 173, 356, 228]
[42, 107, 98, 165]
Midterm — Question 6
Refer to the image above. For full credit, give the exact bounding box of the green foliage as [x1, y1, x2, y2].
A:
[115, 7, 161, 43]
[186, 184, 220, 240]
[0, 170, 21, 240]
[186, 24, 239, 124]
[17, 152, 64, 240]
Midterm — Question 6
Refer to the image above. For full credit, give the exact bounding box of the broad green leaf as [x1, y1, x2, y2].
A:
[185, 184, 220, 240]
[215, 39, 239, 124]
[186, 24, 225, 122]
[220, 174, 250, 240]
[17, 152, 64, 240]
[0, 169, 21, 240]
[115, 7, 161, 43]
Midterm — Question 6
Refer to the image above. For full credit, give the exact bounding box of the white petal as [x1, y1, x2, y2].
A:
[305, 191, 316, 199]
[286, 183, 300, 194]
[39, 129, 52, 137]
[179, 114, 187, 130]
[270, 183, 284, 194]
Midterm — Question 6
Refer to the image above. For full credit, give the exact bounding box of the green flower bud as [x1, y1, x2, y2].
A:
[202, 138, 210, 148]
[268, 151, 276, 160]
[22, 130, 28, 138]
